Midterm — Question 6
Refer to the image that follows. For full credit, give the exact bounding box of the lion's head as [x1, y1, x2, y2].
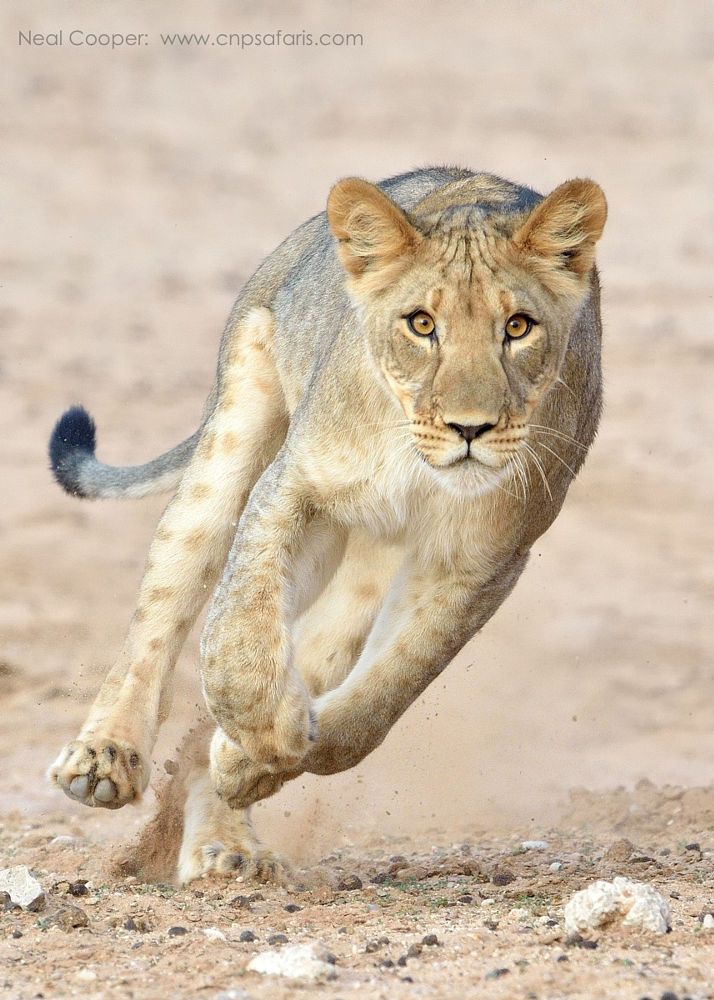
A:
[327, 175, 606, 493]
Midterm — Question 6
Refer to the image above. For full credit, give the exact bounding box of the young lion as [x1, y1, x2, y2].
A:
[48, 167, 606, 883]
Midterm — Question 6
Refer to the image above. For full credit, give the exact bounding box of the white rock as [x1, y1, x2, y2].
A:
[203, 926, 226, 941]
[550, 861, 563, 872]
[702, 913, 714, 930]
[0, 865, 46, 911]
[564, 877, 670, 935]
[215, 991, 251, 1000]
[247, 942, 337, 982]
[49, 835, 82, 847]
[522, 840, 549, 851]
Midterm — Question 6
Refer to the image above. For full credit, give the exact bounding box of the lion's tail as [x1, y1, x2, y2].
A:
[49, 405, 198, 500]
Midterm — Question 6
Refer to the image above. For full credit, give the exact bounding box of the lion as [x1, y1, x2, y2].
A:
[47, 166, 607, 883]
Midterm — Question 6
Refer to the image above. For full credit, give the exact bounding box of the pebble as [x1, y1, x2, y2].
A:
[550, 862, 563, 872]
[491, 865, 516, 886]
[41, 906, 89, 931]
[240, 930, 257, 942]
[203, 927, 227, 941]
[168, 926, 188, 937]
[336, 875, 363, 891]
[0, 866, 46, 911]
[76, 970, 97, 982]
[268, 933, 289, 945]
[231, 895, 252, 910]
[522, 840, 548, 851]
[702, 914, 714, 930]
[68, 881, 88, 897]
[564, 877, 671, 935]
[49, 835, 82, 847]
[248, 941, 338, 982]
[457, 893, 473, 903]
[485, 968, 510, 980]
[284, 903, 302, 913]
[422, 933, 439, 946]
[215, 991, 251, 1000]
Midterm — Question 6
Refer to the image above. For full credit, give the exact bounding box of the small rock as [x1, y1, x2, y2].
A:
[239, 930, 257, 942]
[564, 878, 670, 935]
[702, 913, 714, 930]
[550, 862, 563, 872]
[123, 916, 150, 932]
[231, 895, 252, 910]
[485, 968, 510, 980]
[163, 759, 179, 775]
[76, 969, 97, 982]
[604, 839, 635, 864]
[11, 929, 23, 939]
[522, 840, 548, 851]
[43, 905, 89, 931]
[203, 927, 226, 941]
[422, 933, 439, 946]
[0, 866, 45, 911]
[491, 865, 516, 886]
[457, 893, 473, 903]
[248, 941, 337, 982]
[565, 933, 598, 949]
[168, 926, 188, 937]
[268, 933, 288, 945]
[68, 881, 88, 897]
[49, 835, 82, 847]
[283, 903, 302, 913]
[336, 875, 362, 891]
[406, 943, 423, 958]
[215, 991, 251, 1000]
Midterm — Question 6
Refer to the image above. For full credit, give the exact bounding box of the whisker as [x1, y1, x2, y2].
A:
[554, 376, 577, 400]
[529, 424, 588, 452]
[531, 439, 579, 479]
[522, 442, 553, 501]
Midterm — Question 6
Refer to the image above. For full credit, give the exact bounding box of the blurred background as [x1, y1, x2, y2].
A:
[2, 0, 713, 857]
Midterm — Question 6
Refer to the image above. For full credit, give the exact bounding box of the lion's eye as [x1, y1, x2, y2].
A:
[505, 314, 534, 339]
[407, 310, 436, 337]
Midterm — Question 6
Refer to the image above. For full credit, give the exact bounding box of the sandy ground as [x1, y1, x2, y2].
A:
[2, 1, 713, 997]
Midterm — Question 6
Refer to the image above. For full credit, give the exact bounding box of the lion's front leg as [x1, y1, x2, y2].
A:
[49, 307, 287, 809]
[201, 454, 328, 775]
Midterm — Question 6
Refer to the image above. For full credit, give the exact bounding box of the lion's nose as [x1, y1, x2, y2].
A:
[447, 422, 495, 443]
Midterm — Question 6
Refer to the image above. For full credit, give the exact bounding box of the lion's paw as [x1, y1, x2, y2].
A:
[178, 840, 290, 886]
[209, 729, 299, 810]
[48, 737, 149, 809]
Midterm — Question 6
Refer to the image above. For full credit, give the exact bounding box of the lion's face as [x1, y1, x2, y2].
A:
[327, 177, 606, 492]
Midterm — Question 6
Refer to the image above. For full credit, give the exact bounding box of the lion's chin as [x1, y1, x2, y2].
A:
[420, 450, 511, 498]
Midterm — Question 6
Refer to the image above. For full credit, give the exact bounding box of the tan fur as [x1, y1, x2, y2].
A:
[49, 169, 606, 883]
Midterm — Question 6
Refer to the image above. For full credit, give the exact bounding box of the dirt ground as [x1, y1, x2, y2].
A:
[2, 1, 713, 997]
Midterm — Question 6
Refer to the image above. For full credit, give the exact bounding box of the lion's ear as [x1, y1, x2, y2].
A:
[327, 178, 421, 292]
[513, 179, 607, 280]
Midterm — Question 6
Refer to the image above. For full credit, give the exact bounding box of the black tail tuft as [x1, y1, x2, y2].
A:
[49, 405, 97, 497]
